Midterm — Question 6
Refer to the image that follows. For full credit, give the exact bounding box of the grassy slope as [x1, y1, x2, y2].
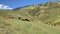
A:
[0, 18, 60, 34]
[0, 2, 60, 34]
[13, 2, 60, 25]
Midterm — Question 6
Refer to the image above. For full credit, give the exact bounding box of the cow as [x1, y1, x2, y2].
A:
[22, 18, 30, 21]
[18, 17, 21, 19]
[24, 19, 30, 21]
[51, 23, 56, 26]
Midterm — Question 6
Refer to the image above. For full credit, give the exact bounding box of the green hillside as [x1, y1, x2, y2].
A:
[0, 2, 60, 34]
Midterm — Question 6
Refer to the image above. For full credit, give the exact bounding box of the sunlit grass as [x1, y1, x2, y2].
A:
[0, 18, 60, 34]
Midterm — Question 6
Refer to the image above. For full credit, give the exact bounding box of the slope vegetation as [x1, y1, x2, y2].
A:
[0, 2, 60, 34]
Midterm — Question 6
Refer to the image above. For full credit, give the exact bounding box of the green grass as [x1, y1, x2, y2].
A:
[0, 18, 60, 34]
[0, 2, 60, 34]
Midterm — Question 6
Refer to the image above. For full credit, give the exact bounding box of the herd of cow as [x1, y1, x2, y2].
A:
[44, 21, 57, 27]
[4, 16, 30, 21]
[4, 16, 57, 26]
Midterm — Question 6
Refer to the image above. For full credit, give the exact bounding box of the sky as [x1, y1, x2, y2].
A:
[0, 0, 49, 9]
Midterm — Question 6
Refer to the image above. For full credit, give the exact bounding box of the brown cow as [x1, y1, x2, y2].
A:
[4, 16, 14, 19]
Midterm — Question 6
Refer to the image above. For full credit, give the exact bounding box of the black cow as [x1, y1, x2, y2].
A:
[22, 19, 30, 21]
[52, 23, 56, 26]
[18, 17, 21, 19]
[25, 19, 30, 21]
[11, 17, 14, 19]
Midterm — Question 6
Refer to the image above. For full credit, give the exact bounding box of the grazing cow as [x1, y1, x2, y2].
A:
[22, 18, 30, 21]
[22, 19, 25, 21]
[8, 17, 14, 19]
[5, 16, 14, 19]
[18, 17, 21, 19]
[25, 19, 30, 21]
[51, 23, 56, 26]
[8, 17, 11, 19]
[11, 17, 14, 19]
[4, 16, 11, 19]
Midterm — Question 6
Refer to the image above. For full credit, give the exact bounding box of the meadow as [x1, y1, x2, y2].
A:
[0, 2, 60, 34]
